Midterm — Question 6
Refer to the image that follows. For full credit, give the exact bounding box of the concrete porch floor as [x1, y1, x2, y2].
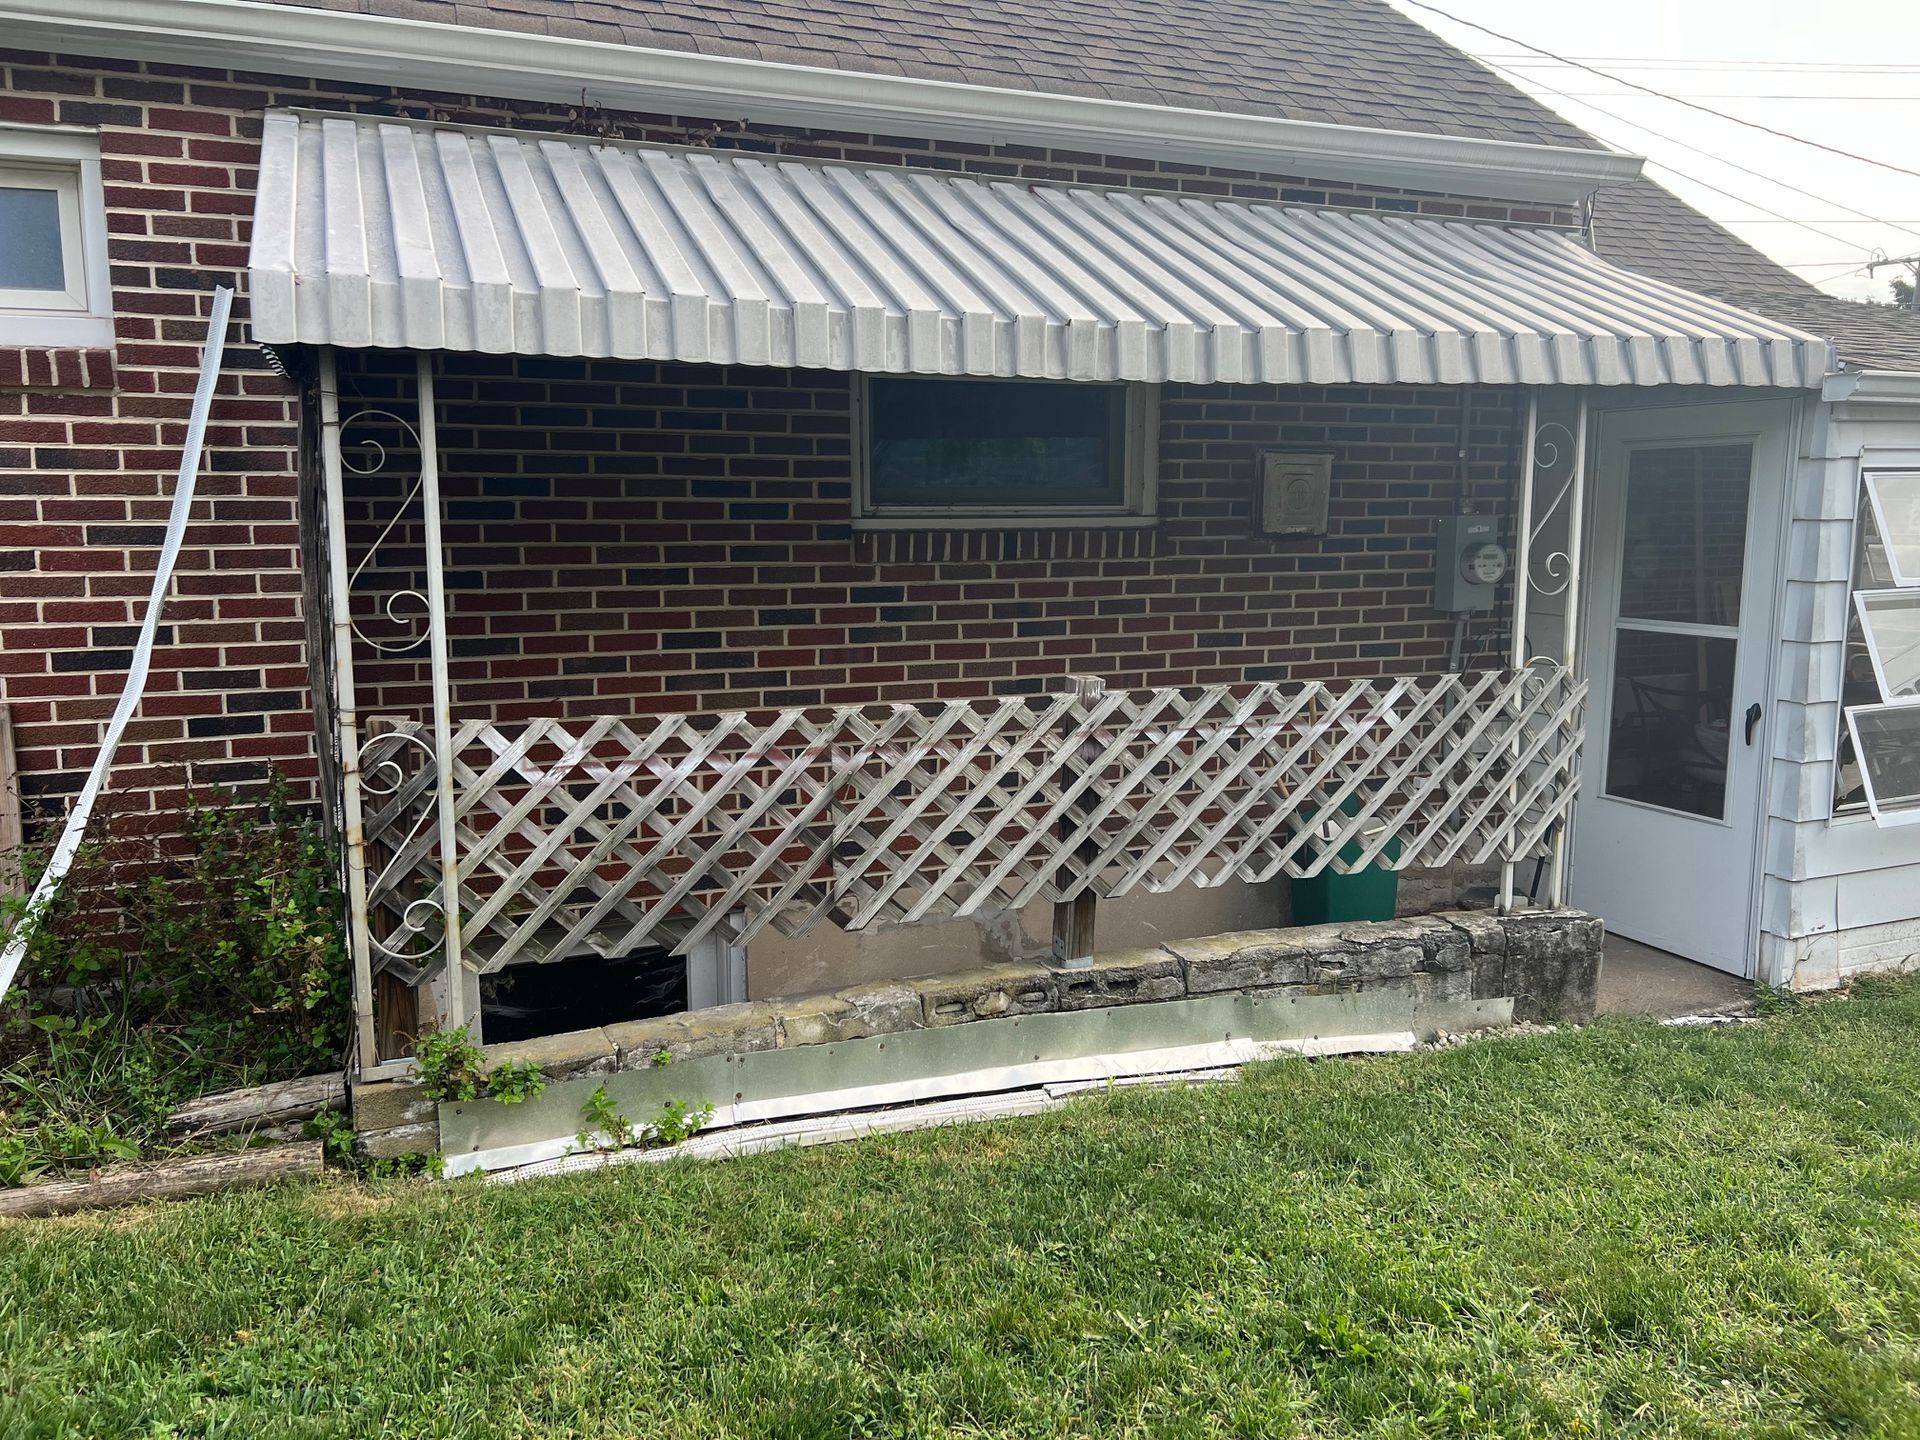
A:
[1596, 934, 1755, 1018]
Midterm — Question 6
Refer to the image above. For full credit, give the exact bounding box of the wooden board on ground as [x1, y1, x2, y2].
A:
[0, 1142, 324, 1219]
[165, 1072, 346, 1140]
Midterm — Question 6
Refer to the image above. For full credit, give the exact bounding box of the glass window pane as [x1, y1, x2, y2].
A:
[1856, 591, 1920, 702]
[1846, 703, 1920, 825]
[1864, 472, 1920, 587]
[1617, 443, 1752, 625]
[0, 185, 65, 292]
[1837, 495, 1893, 811]
[1604, 626, 1738, 819]
[868, 378, 1127, 509]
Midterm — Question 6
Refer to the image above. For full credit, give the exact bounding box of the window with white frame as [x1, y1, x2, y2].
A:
[0, 126, 112, 347]
[852, 376, 1157, 527]
[1836, 471, 1920, 826]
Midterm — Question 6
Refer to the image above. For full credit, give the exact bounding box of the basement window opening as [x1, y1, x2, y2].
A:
[478, 947, 688, 1045]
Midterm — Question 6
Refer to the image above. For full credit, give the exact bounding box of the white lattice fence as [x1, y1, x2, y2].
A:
[359, 666, 1584, 973]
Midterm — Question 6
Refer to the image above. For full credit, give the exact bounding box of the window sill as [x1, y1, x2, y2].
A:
[0, 311, 114, 350]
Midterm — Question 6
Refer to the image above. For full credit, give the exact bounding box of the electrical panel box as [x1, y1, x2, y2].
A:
[1434, 513, 1507, 613]
[1255, 451, 1333, 536]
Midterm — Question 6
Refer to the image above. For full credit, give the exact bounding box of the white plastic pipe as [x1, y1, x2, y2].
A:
[0, 287, 233, 1001]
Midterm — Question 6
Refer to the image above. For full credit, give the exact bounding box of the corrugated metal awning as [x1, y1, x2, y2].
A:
[249, 109, 1830, 388]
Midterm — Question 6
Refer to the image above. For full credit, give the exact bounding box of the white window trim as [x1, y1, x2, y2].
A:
[1837, 470, 1920, 825]
[850, 375, 1159, 530]
[0, 163, 86, 311]
[0, 124, 113, 348]
[1863, 469, 1920, 588]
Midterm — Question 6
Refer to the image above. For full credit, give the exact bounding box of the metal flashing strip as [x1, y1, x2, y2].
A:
[2, 0, 1644, 205]
[464, 1036, 1420, 1182]
[248, 110, 1827, 388]
[439, 987, 1511, 1177]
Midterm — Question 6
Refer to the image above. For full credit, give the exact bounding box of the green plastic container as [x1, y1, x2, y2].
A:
[1289, 794, 1402, 925]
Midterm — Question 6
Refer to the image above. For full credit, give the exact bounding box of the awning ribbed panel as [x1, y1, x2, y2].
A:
[248, 109, 1830, 388]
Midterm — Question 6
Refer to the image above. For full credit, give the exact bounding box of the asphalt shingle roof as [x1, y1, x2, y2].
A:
[1590, 180, 1920, 372]
[265, 0, 1600, 145]
[270, 0, 1920, 372]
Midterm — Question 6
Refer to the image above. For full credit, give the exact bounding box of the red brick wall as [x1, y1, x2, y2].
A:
[0, 47, 1557, 817]
[335, 350, 1522, 725]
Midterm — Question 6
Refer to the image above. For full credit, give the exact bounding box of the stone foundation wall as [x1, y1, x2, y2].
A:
[348, 907, 1602, 1157]
[747, 862, 1505, 1001]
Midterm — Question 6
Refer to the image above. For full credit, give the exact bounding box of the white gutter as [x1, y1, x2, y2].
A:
[1822, 370, 1920, 409]
[1, 0, 1645, 205]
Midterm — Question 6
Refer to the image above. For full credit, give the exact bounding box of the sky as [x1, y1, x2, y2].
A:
[1386, 0, 1920, 303]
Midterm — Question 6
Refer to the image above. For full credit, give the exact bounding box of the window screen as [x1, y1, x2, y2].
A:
[865, 378, 1129, 511]
[1865, 472, 1920, 587]
[1855, 590, 1920, 703]
[1846, 703, 1920, 826]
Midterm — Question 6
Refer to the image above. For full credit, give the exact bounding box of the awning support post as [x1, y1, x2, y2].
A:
[318, 347, 379, 1070]
[415, 353, 467, 1033]
[1500, 389, 1542, 915]
[1545, 393, 1590, 908]
[1501, 388, 1591, 913]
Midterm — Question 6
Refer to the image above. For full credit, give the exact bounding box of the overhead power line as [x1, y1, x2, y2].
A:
[1543, 93, 1920, 102]
[1635, 158, 1875, 254]
[1398, 0, 1920, 181]
[1471, 53, 1920, 250]
[1481, 55, 1920, 73]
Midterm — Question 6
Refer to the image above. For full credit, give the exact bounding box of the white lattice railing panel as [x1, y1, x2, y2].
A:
[360, 666, 1584, 973]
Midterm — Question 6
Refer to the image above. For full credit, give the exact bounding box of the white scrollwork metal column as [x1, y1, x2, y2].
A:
[1500, 387, 1591, 911]
[318, 350, 467, 1069]
[1543, 394, 1589, 906]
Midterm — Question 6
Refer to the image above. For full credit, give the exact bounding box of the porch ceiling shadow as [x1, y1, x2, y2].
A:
[248, 109, 1830, 390]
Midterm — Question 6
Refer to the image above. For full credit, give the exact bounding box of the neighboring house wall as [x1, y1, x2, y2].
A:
[1763, 387, 1920, 988]
[0, 49, 1577, 823]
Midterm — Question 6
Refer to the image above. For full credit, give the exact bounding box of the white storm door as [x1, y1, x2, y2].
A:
[1572, 402, 1788, 976]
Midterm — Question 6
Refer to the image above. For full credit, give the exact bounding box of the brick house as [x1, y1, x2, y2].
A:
[5, 0, 1920, 1127]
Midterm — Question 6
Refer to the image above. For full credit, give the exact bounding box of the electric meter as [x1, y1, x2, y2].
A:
[1434, 514, 1505, 613]
[1462, 541, 1508, 587]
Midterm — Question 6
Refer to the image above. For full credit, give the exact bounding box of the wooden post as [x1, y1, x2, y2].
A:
[0, 702, 21, 897]
[1050, 674, 1106, 970]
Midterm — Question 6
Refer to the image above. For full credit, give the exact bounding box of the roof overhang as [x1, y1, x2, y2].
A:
[249, 112, 1828, 389]
[3, 0, 1647, 206]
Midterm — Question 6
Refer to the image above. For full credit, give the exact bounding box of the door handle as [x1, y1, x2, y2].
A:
[1744, 702, 1762, 746]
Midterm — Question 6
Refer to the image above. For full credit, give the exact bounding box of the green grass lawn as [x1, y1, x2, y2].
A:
[7, 983, 1920, 1439]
